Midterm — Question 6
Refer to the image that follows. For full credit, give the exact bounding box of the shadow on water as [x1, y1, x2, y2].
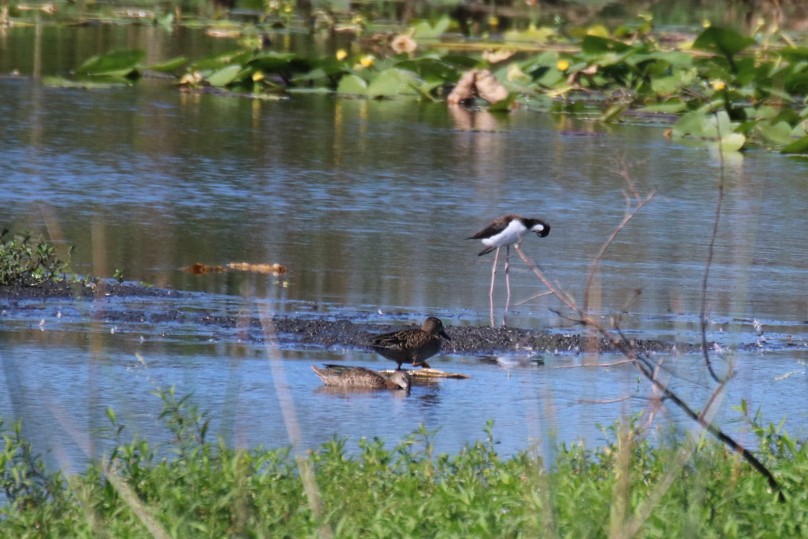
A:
[1, 26, 807, 469]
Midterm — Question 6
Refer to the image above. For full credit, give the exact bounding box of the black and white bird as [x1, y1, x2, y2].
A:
[469, 215, 550, 256]
[468, 215, 551, 326]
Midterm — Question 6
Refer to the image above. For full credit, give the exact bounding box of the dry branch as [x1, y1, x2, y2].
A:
[511, 156, 784, 501]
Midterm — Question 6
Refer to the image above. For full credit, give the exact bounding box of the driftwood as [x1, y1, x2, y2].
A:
[381, 368, 471, 380]
[447, 69, 509, 105]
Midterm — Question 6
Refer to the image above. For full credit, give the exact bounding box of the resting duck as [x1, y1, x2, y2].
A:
[311, 364, 411, 391]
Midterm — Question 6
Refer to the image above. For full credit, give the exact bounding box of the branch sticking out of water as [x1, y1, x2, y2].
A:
[700, 113, 729, 384]
[511, 157, 784, 503]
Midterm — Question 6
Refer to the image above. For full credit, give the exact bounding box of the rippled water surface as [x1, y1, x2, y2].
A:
[1, 26, 807, 469]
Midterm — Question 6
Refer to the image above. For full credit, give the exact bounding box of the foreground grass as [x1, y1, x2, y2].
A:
[1, 390, 805, 537]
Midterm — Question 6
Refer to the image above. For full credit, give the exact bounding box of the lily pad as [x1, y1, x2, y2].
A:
[581, 35, 631, 54]
[673, 109, 746, 151]
[337, 74, 368, 96]
[757, 121, 795, 146]
[692, 27, 756, 60]
[42, 76, 126, 89]
[718, 132, 746, 152]
[366, 68, 420, 98]
[207, 65, 242, 87]
[412, 16, 451, 40]
[781, 135, 808, 154]
[76, 49, 145, 76]
[146, 56, 188, 73]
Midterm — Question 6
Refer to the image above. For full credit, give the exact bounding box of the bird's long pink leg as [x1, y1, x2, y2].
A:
[489, 247, 499, 328]
[503, 244, 511, 325]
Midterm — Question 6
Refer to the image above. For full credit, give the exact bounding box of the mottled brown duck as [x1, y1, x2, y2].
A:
[369, 317, 451, 370]
[311, 364, 411, 390]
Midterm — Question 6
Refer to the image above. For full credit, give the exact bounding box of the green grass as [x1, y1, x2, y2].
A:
[1, 389, 806, 537]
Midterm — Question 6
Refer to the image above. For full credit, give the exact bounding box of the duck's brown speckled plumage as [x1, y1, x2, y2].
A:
[311, 364, 411, 390]
[370, 317, 451, 370]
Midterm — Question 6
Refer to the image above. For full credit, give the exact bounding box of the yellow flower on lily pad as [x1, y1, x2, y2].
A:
[712, 80, 726, 91]
[252, 71, 264, 82]
[336, 49, 348, 61]
[556, 59, 570, 72]
[360, 55, 375, 68]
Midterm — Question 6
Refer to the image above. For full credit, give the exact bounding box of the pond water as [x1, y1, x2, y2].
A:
[1, 25, 807, 472]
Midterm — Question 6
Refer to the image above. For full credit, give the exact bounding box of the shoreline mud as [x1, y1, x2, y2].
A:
[1, 281, 694, 356]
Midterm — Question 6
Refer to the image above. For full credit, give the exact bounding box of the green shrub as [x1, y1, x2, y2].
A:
[0, 229, 72, 287]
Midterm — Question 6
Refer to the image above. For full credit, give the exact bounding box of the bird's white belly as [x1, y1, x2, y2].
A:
[481, 220, 527, 248]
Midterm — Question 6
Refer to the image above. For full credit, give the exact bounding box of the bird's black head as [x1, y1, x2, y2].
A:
[527, 218, 550, 238]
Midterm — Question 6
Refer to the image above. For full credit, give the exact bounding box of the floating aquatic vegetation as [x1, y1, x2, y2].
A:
[55, 16, 808, 153]
[183, 262, 287, 275]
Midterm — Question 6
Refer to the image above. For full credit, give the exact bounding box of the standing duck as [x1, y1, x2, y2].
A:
[369, 317, 451, 370]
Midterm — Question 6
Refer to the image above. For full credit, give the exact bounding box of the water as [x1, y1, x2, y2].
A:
[1, 25, 807, 471]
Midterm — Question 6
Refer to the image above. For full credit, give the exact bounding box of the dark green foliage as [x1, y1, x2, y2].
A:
[0, 229, 71, 286]
[0, 420, 66, 511]
[1, 394, 806, 537]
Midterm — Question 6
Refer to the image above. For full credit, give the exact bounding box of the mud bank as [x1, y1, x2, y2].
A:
[0, 282, 693, 356]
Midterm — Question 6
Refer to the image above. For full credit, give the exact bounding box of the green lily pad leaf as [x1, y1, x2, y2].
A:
[193, 50, 252, 71]
[537, 67, 564, 87]
[781, 135, 808, 154]
[600, 103, 628, 123]
[395, 58, 458, 83]
[778, 47, 808, 62]
[412, 16, 451, 39]
[337, 73, 368, 95]
[692, 26, 755, 59]
[581, 35, 630, 54]
[146, 56, 188, 73]
[784, 71, 808, 95]
[247, 52, 302, 73]
[651, 75, 683, 96]
[753, 105, 779, 121]
[645, 50, 694, 68]
[367, 68, 419, 98]
[503, 25, 555, 43]
[286, 87, 332, 95]
[294, 67, 328, 83]
[77, 49, 145, 75]
[207, 64, 242, 87]
[757, 121, 794, 146]
[638, 101, 687, 114]
[672, 109, 709, 138]
[719, 132, 746, 152]
[791, 122, 807, 138]
[673, 109, 745, 150]
[41, 76, 125, 89]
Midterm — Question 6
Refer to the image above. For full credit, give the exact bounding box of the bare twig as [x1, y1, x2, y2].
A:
[699, 114, 729, 384]
[513, 290, 553, 307]
[512, 180, 784, 501]
[581, 189, 656, 315]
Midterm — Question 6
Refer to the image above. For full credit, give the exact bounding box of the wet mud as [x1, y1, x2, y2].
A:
[1, 282, 695, 356]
